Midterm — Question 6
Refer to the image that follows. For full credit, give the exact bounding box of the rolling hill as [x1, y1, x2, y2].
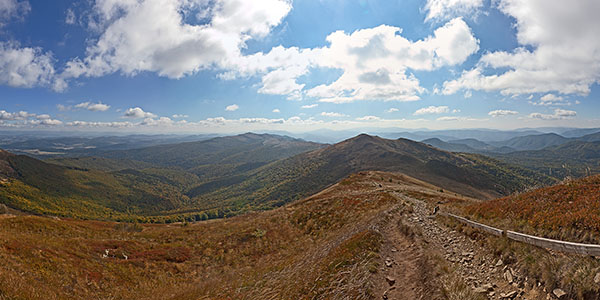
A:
[187, 134, 556, 216]
[493, 140, 600, 178]
[489, 133, 570, 151]
[0, 133, 556, 222]
[0, 134, 324, 221]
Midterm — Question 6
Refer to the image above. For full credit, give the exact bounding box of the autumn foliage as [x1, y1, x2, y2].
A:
[466, 174, 600, 243]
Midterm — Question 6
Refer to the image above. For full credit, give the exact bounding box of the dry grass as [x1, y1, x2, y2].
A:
[0, 171, 413, 299]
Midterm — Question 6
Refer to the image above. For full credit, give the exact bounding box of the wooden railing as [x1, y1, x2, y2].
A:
[440, 212, 600, 256]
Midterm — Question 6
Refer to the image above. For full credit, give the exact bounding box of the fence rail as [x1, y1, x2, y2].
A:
[440, 212, 600, 256]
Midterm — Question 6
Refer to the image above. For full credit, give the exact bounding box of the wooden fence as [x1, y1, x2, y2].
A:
[440, 212, 600, 256]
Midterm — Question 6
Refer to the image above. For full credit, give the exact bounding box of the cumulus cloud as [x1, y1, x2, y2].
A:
[443, 0, 600, 96]
[530, 93, 572, 106]
[74, 101, 110, 111]
[272, 108, 280, 113]
[222, 17, 478, 103]
[305, 18, 478, 103]
[63, 0, 292, 80]
[488, 109, 518, 117]
[0, 42, 65, 91]
[0, 109, 62, 126]
[123, 107, 157, 118]
[225, 104, 239, 111]
[414, 105, 450, 115]
[172, 114, 189, 118]
[529, 108, 576, 120]
[424, 0, 483, 21]
[386, 108, 399, 113]
[320, 112, 347, 117]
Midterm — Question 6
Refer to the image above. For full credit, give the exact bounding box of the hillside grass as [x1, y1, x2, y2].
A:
[0, 171, 408, 299]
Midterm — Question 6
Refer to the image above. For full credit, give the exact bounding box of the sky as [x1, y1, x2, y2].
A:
[0, 0, 599, 134]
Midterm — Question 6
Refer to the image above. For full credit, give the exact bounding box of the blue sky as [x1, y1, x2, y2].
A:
[0, 0, 599, 133]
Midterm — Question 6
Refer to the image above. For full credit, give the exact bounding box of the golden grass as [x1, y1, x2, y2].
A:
[0, 171, 412, 299]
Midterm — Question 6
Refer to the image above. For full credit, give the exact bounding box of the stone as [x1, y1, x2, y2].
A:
[496, 259, 504, 267]
[500, 291, 517, 299]
[385, 259, 393, 267]
[385, 276, 396, 286]
[553, 288, 567, 299]
[504, 270, 514, 283]
[594, 272, 600, 284]
[474, 283, 493, 293]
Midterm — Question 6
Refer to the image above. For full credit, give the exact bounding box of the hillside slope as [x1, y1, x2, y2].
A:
[465, 174, 600, 244]
[0, 171, 446, 299]
[190, 134, 555, 215]
[101, 133, 323, 179]
[494, 140, 600, 178]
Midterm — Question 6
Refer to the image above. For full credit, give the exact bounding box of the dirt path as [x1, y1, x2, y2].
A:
[373, 207, 436, 300]
[374, 189, 539, 300]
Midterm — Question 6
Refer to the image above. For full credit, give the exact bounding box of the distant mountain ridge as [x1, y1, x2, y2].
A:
[192, 134, 556, 214]
[0, 133, 555, 222]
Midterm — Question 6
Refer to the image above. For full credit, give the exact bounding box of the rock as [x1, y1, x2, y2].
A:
[391, 248, 398, 252]
[504, 270, 514, 283]
[385, 276, 396, 286]
[474, 283, 493, 294]
[594, 272, 600, 284]
[553, 288, 567, 299]
[500, 291, 517, 299]
[385, 258, 393, 267]
[496, 259, 504, 267]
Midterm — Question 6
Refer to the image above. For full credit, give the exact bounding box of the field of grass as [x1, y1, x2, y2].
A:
[0, 171, 410, 299]
[465, 174, 600, 244]
[458, 175, 600, 299]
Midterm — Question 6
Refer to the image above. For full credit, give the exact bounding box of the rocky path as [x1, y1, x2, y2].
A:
[375, 191, 547, 300]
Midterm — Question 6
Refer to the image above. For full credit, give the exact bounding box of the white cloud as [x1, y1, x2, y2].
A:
[414, 105, 450, 115]
[225, 104, 239, 111]
[222, 18, 478, 104]
[424, 0, 483, 21]
[488, 109, 518, 117]
[529, 108, 576, 120]
[0, 110, 34, 120]
[0, 0, 30, 27]
[63, 0, 292, 80]
[272, 108, 280, 113]
[172, 114, 189, 118]
[74, 101, 110, 112]
[142, 116, 173, 126]
[0, 109, 62, 126]
[356, 115, 381, 121]
[0, 42, 65, 91]
[386, 108, 399, 113]
[65, 8, 75, 25]
[443, 0, 600, 96]
[67, 121, 133, 128]
[436, 116, 486, 122]
[306, 18, 479, 103]
[320, 112, 347, 117]
[301, 104, 318, 109]
[530, 93, 572, 106]
[123, 107, 156, 118]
